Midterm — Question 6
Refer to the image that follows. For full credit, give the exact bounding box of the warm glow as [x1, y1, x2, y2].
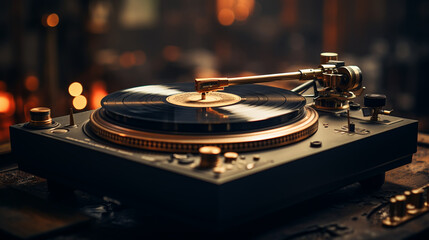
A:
[217, 0, 235, 9]
[25, 75, 39, 92]
[90, 81, 108, 109]
[162, 46, 181, 62]
[73, 95, 87, 110]
[217, 0, 254, 25]
[119, 52, 136, 68]
[0, 92, 15, 116]
[46, 13, 59, 27]
[68, 82, 83, 97]
[0, 96, 9, 113]
[235, 3, 250, 21]
[218, 9, 235, 26]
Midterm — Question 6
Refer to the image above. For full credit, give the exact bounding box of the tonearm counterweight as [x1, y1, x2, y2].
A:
[195, 52, 363, 110]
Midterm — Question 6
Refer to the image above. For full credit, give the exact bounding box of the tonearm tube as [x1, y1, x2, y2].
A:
[195, 52, 363, 110]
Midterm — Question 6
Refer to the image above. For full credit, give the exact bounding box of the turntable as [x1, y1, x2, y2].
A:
[9, 53, 418, 230]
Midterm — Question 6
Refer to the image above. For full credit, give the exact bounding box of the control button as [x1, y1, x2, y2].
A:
[239, 155, 246, 160]
[224, 152, 238, 163]
[171, 153, 195, 164]
[199, 146, 221, 168]
[364, 94, 386, 108]
[320, 52, 338, 64]
[50, 129, 69, 134]
[348, 123, 355, 132]
[213, 166, 226, 174]
[310, 141, 322, 148]
[246, 163, 255, 170]
[349, 102, 361, 110]
[178, 158, 195, 165]
[30, 107, 52, 126]
[253, 155, 260, 161]
[172, 153, 188, 160]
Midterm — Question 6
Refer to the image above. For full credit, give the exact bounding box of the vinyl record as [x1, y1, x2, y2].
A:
[100, 83, 306, 134]
[99, 83, 306, 133]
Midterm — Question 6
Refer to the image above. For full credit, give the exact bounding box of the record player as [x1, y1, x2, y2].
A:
[9, 53, 418, 230]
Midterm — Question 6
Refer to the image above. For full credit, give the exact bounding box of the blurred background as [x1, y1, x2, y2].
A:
[0, 0, 429, 144]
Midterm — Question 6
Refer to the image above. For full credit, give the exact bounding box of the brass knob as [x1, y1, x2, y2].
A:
[404, 190, 412, 206]
[29, 107, 52, 126]
[224, 152, 238, 163]
[199, 146, 221, 168]
[320, 52, 338, 64]
[395, 195, 406, 217]
[389, 197, 397, 218]
[410, 189, 425, 209]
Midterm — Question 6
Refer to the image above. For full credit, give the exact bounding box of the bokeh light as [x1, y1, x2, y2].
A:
[73, 95, 87, 110]
[0, 92, 15, 116]
[46, 13, 59, 27]
[218, 9, 235, 26]
[90, 81, 108, 109]
[24, 75, 39, 92]
[68, 82, 83, 96]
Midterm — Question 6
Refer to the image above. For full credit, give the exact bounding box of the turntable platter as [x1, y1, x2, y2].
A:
[100, 83, 307, 133]
[87, 83, 318, 152]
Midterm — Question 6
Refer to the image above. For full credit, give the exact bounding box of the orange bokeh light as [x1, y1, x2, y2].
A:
[68, 82, 83, 97]
[162, 46, 181, 62]
[217, 0, 254, 25]
[90, 81, 108, 109]
[73, 95, 87, 110]
[46, 13, 59, 27]
[0, 92, 15, 116]
[25, 75, 39, 92]
[218, 9, 235, 26]
[235, 4, 250, 21]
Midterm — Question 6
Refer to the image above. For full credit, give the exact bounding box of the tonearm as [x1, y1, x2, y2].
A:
[195, 52, 364, 110]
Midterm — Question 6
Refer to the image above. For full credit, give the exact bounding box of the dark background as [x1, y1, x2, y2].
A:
[1, 0, 429, 143]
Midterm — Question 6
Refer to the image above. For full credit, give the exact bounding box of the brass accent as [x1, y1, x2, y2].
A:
[29, 107, 52, 126]
[224, 152, 238, 163]
[410, 189, 425, 209]
[88, 107, 318, 153]
[195, 70, 322, 93]
[195, 53, 363, 110]
[383, 186, 429, 227]
[166, 92, 241, 108]
[395, 195, 406, 217]
[320, 52, 338, 64]
[199, 146, 221, 168]
[69, 108, 75, 126]
[389, 198, 397, 218]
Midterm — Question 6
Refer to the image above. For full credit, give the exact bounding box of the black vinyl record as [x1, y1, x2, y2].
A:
[100, 83, 306, 133]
